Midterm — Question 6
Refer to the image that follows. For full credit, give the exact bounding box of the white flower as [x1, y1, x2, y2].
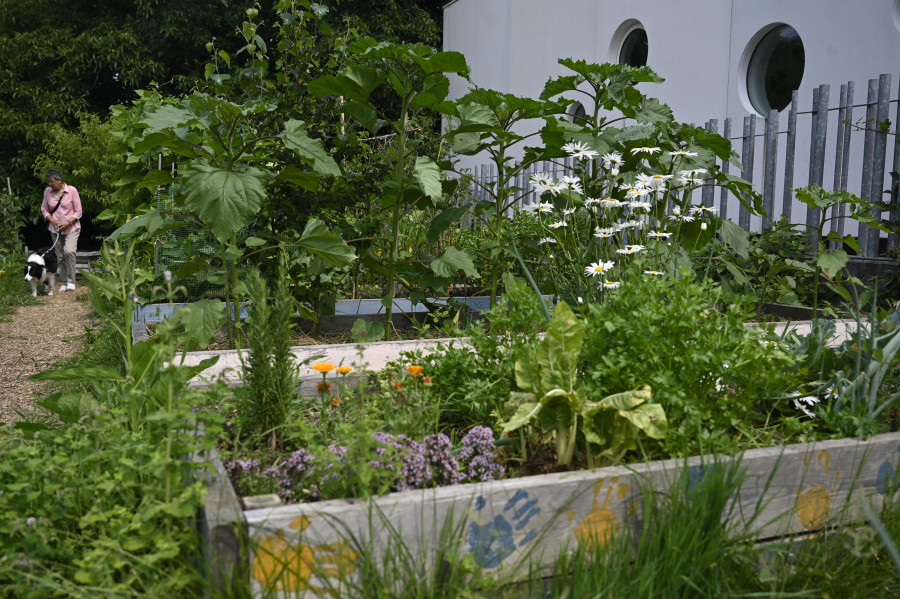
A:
[643, 270, 665, 276]
[584, 197, 601, 208]
[635, 173, 673, 190]
[689, 204, 718, 216]
[616, 219, 645, 230]
[537, 237, 557, 245]
[648, 230, 671, 239]
[667, 150, 699, 158]
[629, 201, 652, 211]
[529, 172, 554, 190]
[602, 152, 623, 169]
[594, 227, 617, 239]
[563, 141, 599, 159]
[677, 169, 708, 185]
[599, 197, 625, 209]
[561, 176, 583, 195]
[528, 201, 555, 213]
[700, 222, 708, 231]
[631, 146, 661, 155]
[548, 220, 567, 229]
[668, 213, 695, 223]
[616, 244, 646, 254]
[585, 260, 616, 277]
[625, 187, 651, 200]
[792, 393, 820, 418]
[577, 296, 584, 304]
[602, 280, 621, 289]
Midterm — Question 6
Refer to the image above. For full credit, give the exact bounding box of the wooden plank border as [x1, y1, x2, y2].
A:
[195, 431, 900, 597]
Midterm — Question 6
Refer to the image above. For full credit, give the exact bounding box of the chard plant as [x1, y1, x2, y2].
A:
[499, 301, 666, 467]
[309, 39, 477, 340]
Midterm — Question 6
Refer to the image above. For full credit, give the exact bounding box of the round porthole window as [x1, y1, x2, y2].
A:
[619, 27, 648, 67]
[568, 102, 587, 124]
[745, 24, 805, 113]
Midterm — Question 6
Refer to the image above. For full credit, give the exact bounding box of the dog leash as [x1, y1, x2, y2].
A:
[42, 228, 61, 258]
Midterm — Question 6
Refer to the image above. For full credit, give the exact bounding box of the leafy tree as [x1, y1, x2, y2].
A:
[0, 0, 253, 212]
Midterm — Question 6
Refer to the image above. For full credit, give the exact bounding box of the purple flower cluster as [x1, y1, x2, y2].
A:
[457, 426, 504, 482]
[225, 427, 505, 502]
[264, 448, 315, 500]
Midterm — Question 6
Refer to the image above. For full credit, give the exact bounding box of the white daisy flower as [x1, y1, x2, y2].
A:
[584, 197, 601, 208]
[529, 172, 554, 189]
[689, 204, 718, 216]
[625, 187, 651, 200]
[667, 150, 699, 158]
[648, 230, 671, 239]
[562, 207, 577, 216]
[643, 270, 665, 276]
[560, 176, 583, 195]
[629, 201, 652, 211]
[616, 244, 646, 254]
[537, 237, 557, 245]
[527, 201, 555, 213]
[635, 173, 673, 190]
[599, 197, 625, 209]
[594, 227, 617, 239]
[668, 213, 696, 223]
[616, 219, 645, 230]
[791, 393, 820, 418]
[584, 261, 615, 277]
[631, 146, 661, 155]
[602, 280, 621, 289]
[562, 141, 599, 159]
[602, 152, 623, 168]
[548, 220, 567, 229]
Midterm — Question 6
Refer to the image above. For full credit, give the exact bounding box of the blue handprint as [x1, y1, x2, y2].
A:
[876, 446, 900, 495]
[466, 491, 541, 568]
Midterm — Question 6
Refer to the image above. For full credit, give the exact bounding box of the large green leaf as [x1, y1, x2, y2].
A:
[139, 104, 197, 133]
[275, 165, 319, 191]
[281, 120, 341, 177]
[413, 156, 442, 201]
[499, 398, 541, 433]
[718, 219, 750, 259]
[107, 209, 172, 242]
[183, 163, 267, 243]
[177, 299, 225, 348]
[426, 206, 469, 247]
[534, 302, 584, 393]
[37, 392, 101, 424]
[430, 246, 478, 278]
[633, 97, 673, 124]
[298, 218, 356, 267]
[818, 249, 849, 277]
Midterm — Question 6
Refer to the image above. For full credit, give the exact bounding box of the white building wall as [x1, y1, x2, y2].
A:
[443, 0, 900, 242]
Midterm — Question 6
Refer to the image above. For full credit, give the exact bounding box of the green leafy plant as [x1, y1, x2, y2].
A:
[499, 301, 665, 467]
[309, 39, 474, 339]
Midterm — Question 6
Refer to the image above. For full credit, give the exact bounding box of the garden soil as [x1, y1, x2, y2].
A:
[0, 288, 92, 423]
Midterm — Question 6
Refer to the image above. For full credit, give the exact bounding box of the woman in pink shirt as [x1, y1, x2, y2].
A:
[40, 169, 83, 292]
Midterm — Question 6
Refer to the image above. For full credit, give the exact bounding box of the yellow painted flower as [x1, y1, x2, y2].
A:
[406, 365, 424, 377]
[312, 362, 334, 373]
[336, 366, 353, 375]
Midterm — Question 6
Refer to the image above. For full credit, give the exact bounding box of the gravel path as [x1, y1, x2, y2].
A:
[0, 287, 92, 423]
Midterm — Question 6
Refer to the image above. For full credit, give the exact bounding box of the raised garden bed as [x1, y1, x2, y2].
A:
[195, 431, 900, 597]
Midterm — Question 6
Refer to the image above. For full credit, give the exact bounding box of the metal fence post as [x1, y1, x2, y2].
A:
[866, 74, 891, 256]
[781, 90, 799, 223]
[859, 79, 879, 256]
[763, 110, 779, 230]
[739, 115, 755, 231]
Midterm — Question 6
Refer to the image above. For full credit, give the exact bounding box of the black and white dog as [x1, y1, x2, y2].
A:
[24, 250, 58, 297]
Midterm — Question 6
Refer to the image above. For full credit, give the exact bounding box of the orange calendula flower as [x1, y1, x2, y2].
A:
[423, 376, 433, 386]
[336, 366, 353, 375]
[312, 362, 335, 373]
[392, 381, 404, 391]
[317, 382, 333, 393]
[406, 365, 424, 377]
[330, 397, 341, 408]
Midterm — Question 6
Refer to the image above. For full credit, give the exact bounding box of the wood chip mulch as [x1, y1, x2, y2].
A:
[0, 287, 92, 424]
